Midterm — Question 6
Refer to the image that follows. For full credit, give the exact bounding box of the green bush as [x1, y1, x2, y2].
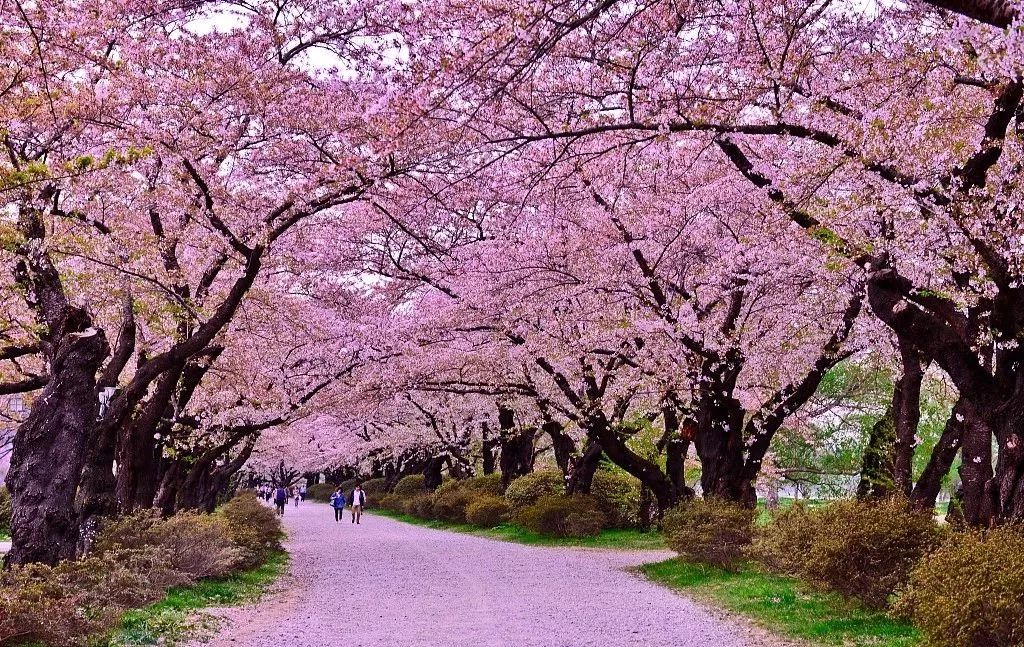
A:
[0, 487, 10, 533]
[460, 473, 505, 495]
[338, 478, 358, 494]
[376, 493, 403, 511]
[505, 470, 565, 509]
[306, 482, 337, 502]
[402, 493, 435, 519]
[513, 495, 605, 538]
[747, 503, 818, 573]
[217, 491, 284, 567]
[0, 495, 283, 647]
[95, 509, 242, 579]
[360, 478, 388, 503]
[465, 495, 511, 527]
[591, 471, 641, 528]
[751, 498, 943, 609]
[894, 526, 1024, 647]
[563, 509, 606, 537]
[431, 488, 476, 523]
[0, 547, 189, 646]
[662, 498, 754, 570]
[393, 474, 427, 496]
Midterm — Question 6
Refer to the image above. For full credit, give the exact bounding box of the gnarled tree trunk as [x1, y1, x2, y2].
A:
[4, 310, 108, 566]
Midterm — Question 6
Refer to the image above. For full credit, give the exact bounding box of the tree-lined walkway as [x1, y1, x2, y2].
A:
[194, 502, 788, 647]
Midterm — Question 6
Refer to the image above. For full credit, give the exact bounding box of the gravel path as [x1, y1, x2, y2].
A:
[194, 502, 790, 647]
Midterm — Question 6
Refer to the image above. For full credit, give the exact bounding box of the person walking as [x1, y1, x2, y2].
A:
[350, 484, 367, 524]
[329, 487, 346, 522]
[292, 486, 301, 507]
[273, 485, 288, 516]
[299, 483, 308, 501]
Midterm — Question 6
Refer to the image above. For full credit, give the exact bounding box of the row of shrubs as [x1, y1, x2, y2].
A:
[373, 469, 641, 538]
[306, 478, 389, 503]
[0, 491, 284, 646]
[663, 497, 1024, 647]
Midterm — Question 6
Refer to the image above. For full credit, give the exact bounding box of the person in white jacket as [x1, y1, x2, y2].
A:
[350, 485, 367, 524]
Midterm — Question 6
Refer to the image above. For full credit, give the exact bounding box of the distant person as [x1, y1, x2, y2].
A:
[330, 487, 346, 522]
[292, 486, 301, 507]
[299, 484, 308, 501]
[273, 485, 288, 516]
[350, 484, 367, 524]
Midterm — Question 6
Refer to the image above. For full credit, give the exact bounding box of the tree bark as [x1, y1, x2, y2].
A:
[566, 438, 602, 494]
[587, 412, 677, 514]
[544, 418, 577, 477]
[4, 310, 108, 566]
[694, 390, 749, 503]
[857, 406, 898, 499]
[115, 368, 182, 513]
[662, 407, 694, 501]
[892, 346, 926, 495]
[497, 406, 535, 487]
[423, 455, 446, 490]
[910, 398, 965, 510]
[481, 422, 498, 475]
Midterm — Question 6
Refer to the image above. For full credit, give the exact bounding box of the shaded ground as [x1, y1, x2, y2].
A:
[193, 502, 791, 647]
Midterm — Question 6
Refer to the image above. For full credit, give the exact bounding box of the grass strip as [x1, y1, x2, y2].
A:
[370, 508, 666, 550]
[105, 550, 289, 647]
[640, 559, 920, 647]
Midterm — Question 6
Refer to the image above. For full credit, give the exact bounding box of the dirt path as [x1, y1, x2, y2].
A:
[193, 501, 789, 647]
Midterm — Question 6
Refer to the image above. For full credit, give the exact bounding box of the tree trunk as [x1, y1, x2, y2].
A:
[662, 408, 694, 501]
[857, 406, 897, 499]
[544, 418, 577, 477]
[957, 401, 994, 525]
[892, 346, 926, 495]
[566, 438, 601, 494]
[587, 413, 677, 515]
[910, 397, 966, 510]
[423, 456, 445, 490]
[497, 406, 535, 488]
[154, 461, 184, 516]
[693, 392, 749, 504]
[75, 420, 119, 554]
[116, 370, 181, 513]
[4, 310, 108, 566]
[481, 422, 498, 475]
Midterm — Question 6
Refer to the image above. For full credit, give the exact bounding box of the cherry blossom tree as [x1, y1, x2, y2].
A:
[402, 0, 1024, 524]
[1, 0, 425, 565]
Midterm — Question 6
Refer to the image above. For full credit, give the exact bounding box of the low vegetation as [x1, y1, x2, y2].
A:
[0, 491, 284, 646]
[513, 495, 606, 538]
[641, 559, 919, 647]
[751, 498, 944, 609]
[375, 469, 645, 540]
[108, 550, 287, 647]
[662, 499, 755, 570]
[894, 526, 1024, 647]
[648, 495, 1024, 647]
[373, 507, 666, 550]
[305, 483, 337, 502]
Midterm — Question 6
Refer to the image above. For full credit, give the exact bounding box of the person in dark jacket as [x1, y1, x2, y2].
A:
[329, 487, 346, 522]
[349, 484, 367, 524]
[273, 486, 288, 516]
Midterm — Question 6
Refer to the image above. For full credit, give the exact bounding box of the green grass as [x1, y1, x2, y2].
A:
[105, 550, 288, 646]
[370, 509, 666, 550]
[641, 559, 920, 647]
[0, 528, 9, 541]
